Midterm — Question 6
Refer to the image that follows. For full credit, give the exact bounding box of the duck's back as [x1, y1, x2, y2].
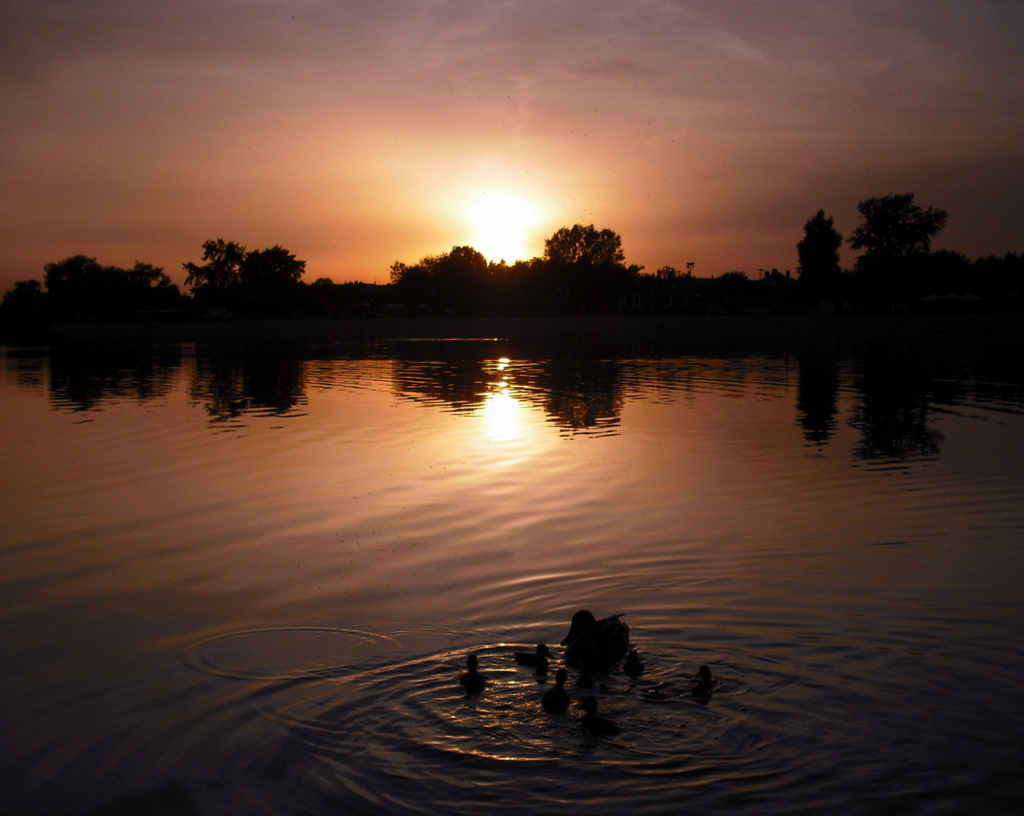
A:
[566, 616, 629, 672]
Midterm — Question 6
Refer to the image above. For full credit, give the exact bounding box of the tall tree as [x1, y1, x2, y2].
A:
[0, 279, 47, 321]
[44, 255, 106, 319]
[430, 245, 490, 310]
[238, 245, 306, 315]
[544, 224, 625, 266]
[183, 238, 246, 310]
[848, 193, 948, 301]
[797, 210, 843, 300]
[543, 224, 632, 312]
[849, 193, 948, 259]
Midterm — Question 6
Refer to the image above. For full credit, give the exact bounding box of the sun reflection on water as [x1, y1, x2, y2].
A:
[484, 389, 520, 441]
[483, 359, 522, 441]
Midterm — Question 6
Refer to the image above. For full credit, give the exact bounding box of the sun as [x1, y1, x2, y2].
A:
[470, 195, 537, 263]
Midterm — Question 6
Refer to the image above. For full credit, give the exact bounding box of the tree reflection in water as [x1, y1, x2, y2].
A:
[796, 341, 841, 447]
[848, 345, 944, 461]
[190, 340, 307, 421]
[14, 331, 1024, 463]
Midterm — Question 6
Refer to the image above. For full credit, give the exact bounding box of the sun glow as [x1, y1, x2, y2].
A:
[470, 195, 537, 263]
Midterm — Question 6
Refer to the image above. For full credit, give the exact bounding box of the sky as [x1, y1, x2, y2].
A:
[2, 0, 1022, 292]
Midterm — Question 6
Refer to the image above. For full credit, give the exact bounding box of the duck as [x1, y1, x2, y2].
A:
[459, 653, 487, 694]
[579, 696, 620, 737]
[514, 643, 553, 673]
[542, 668, 570, 714]
[623, 648, 645, 678]
[560, 610, 630, 674]
[691, 664, 714, 697]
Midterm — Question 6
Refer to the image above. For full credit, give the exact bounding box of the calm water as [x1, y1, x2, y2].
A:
[2, 328, 1023, 815]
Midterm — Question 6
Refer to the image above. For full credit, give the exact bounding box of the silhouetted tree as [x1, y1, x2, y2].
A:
[237, 245, 306, 316]
[184, 238, 246, 311]
[120, 262, 184, 313]
[544, 224, 624, 266]
[302, 278, 379, 317]
[849, 193, 948, 303]
[431, 245, 490, 311]
[387, 246, 492, 313]
[42, 255, 183, 320]
[44, 255, 105, 319]
[184, 239, 307, 316]
[0, 279, 48, 321]
[542, 224, 635, 312]
[502, 257, 552, 311]
[797, 210, 843, 302]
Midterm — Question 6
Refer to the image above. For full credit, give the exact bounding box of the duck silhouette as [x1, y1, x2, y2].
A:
[542, 668, 570, 714]
[459, 653, 487, 694]
[579, 696, 620, 737]
[623, 648, 645, 678]
[691, 664, 714, 698]
[560, 610, 629, 674]
[514, 643, 553, 673]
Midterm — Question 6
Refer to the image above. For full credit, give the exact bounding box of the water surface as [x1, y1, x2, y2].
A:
[2, 330, 1023, 815]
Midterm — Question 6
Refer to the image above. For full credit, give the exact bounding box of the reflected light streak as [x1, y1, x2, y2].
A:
[484, 388, 521, 441]
[482, 359, 526, 444]
[476, 358, 555, 457]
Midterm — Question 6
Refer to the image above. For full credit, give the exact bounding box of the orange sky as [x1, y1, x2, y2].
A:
[1, 1, 1022, 291]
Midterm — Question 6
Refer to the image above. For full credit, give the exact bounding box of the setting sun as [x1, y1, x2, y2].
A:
[470, 195, 537, 264]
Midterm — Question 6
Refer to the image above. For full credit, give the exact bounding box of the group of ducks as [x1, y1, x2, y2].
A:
[458, 610, 715, 737]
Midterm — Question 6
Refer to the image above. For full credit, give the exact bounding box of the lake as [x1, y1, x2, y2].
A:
[2, 317, 1023, 815]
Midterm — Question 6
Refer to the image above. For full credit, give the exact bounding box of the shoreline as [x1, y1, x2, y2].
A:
[4, 312, 1023, 353]
[46, 311, 1024, 337]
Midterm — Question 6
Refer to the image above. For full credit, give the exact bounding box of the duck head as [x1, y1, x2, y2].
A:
[560, 610, 597, 645]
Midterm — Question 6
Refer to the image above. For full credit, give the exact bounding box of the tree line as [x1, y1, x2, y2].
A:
[796, 193, 1021, 310]
[2, 193, 1022, 327]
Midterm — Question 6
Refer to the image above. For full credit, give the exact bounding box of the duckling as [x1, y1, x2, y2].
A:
[691, 664, 714, 697]
[514, 643, 553, 673]
[459, 653, 487, 694]
[623, 648, 644, 678]
[560, 610, 630, 674]
[579, 696, 620, 737]
[542, 668, 570, 714]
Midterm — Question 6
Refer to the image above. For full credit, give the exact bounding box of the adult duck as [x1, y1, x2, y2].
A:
[542, 668, 570, 714]
[560, 610, 629, 674]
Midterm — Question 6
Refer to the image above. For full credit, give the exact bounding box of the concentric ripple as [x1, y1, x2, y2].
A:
[185, 629, 797, 814]
[184, 626, 400, 681]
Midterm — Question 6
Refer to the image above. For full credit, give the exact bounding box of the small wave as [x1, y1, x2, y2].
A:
[184, 626, 400, 681]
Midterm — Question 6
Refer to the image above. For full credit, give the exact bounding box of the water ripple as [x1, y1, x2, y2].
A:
[183, 627, 802, 815]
